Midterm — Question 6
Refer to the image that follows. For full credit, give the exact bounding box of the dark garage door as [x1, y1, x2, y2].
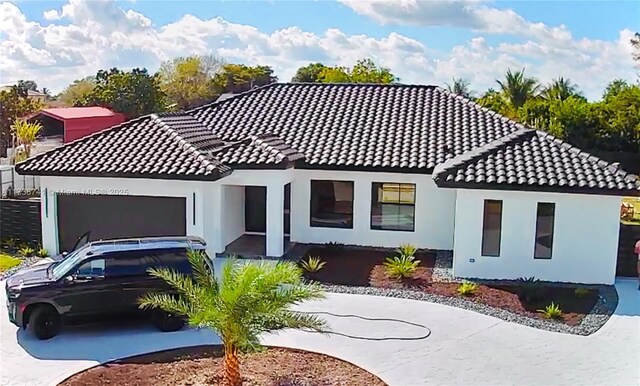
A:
[57, 194, 186, 252]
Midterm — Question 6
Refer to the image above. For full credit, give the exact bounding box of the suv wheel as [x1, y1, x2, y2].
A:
[152, 311, 185, 332]
[29, 306, 61, 340]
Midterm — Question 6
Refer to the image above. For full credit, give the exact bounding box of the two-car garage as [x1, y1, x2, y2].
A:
[56, 194, 187, 252]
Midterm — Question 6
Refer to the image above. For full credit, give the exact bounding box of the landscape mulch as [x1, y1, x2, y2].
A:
[301, 246, 598, 326]
[59, 346, 386, 386]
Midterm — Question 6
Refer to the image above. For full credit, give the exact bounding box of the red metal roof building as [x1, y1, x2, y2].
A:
[31, 107, 126, 143]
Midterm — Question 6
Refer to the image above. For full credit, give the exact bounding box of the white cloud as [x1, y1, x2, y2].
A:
[0, 0, 635, 100]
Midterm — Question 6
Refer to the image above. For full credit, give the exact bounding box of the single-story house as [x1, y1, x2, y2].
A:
[16, 83, 640, 284]
[29, 107, 127, 143]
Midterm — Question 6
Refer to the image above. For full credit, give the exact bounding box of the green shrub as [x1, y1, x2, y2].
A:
[300, 256, 326, 273]
[516, 276, 545, 302]
[457, 281, 478, 297]
[396, 243, 417, 258]
[2, 237, 18, 250]
[36, 247, 49, 258]
[384, 255, 420, 279]
[538, 302, 563, 320]
[574, 287, 590, 298]
[0, 253, 21, 272]
[18, 245, 35, 257]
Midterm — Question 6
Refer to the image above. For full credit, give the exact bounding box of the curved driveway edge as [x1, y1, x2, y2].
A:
[1, 279, 638, 386]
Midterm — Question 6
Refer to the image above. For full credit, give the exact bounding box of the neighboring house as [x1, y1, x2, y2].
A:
[0, 86, 48, 103]
[16, 83, 640, 284]
[28, 107, 127, 143]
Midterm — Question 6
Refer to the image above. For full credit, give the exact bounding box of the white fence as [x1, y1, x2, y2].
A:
[0, 165, 40, 197]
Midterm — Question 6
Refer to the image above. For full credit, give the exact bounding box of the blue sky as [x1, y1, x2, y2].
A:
[1, 0, 638, 99]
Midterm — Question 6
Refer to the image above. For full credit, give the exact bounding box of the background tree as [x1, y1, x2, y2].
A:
[58, 77, 96, 106]
[158, 54, 224, 110]
[16, 80, 38, 92]
[317, 59, 398, 84]
[542, 77, 583, 101]
[11, 120, 42, 163]
[477, 88, 511, 117]
[291, 63, 327, 83]
[631, 32, 640, 77]
[0, 86, 43, 157]
[445, 78, 474, 98]
[79, 68, 166, 118]
[213, 64, 277, 94]
[139, 251, 327, 386]
[496, 68, 540, 111]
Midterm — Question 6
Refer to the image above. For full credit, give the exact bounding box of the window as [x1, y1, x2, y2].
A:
[76, 258, 105, 278]
[310, 180, 354, 228]
[104, 252, 147, 277]
[481, 200, 503, 256]
[534, 203, 555, 259]
[370, 183, 416, 231]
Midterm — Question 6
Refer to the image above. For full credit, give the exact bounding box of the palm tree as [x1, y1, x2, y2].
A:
[542, 77, 582, 101]
[139, 251, 327, 386]
[11, 120, 42, 163]
[445, 77, 473, 98]
[496, 68, 540, 110]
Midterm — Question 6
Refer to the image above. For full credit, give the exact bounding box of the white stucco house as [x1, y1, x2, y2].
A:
[16, 83, 640, 285]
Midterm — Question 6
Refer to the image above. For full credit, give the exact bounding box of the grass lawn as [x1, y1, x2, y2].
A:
[0, 253, 22, 273]
[622, 197, 640, 226]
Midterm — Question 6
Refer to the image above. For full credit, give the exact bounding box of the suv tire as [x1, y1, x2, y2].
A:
[29, 306, 61, 340]
[152, 311, 185, 332]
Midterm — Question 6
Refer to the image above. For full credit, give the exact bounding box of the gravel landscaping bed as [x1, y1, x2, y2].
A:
[316, 282, 617, 336]
[0, 256, 42, 281]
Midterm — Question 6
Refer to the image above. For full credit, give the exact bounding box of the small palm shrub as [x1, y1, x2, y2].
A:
[384, 255, 420, 279]
[139, 251, 327, 386]
[574, 287, 590, 298]
[324, 241, 345, 253]
[396, 243, 417, 258]
[300, 255, 326, 273]
[538, 302, 563, 320]
[18, 245, 35, 257]
[2, 238, 18, 251]
[457, 281, 478, 297]
[36, 247, 49, 258]
[516, 276, 545, 302]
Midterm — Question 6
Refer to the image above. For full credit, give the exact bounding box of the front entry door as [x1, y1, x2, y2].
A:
[245, 186, 266, 233]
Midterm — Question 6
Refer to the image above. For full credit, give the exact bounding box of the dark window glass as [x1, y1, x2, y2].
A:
[310, 180, 354, 228]
[76, 258, 105, 278]
[104, 253, 146, 277]
[482, 200, 502, 257]
[154, 249, 192, 274]
[370, 183, 416, 231]
[534, 203, 555, 259]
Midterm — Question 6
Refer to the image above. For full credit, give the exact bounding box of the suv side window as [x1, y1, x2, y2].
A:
[104, 252, 147, 278]
[146, 248, 192, 274]
[76, 258, 105, 278]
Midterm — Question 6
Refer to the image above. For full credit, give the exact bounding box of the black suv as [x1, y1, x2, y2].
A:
[5, 236, 212, 340]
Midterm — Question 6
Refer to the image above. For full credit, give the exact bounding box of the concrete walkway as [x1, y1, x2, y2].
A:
[1, 279, 638, 386]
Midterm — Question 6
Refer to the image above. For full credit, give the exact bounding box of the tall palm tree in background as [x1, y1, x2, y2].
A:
[139, 251, 327, 386]
[445, 77, 473, 98]
[496, 68, 540, 110]
[542, 77, 582, 101]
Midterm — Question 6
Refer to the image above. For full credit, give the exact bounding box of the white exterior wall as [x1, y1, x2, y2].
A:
[453, 189, 622, 284]
[220, 185, 245, 247]
[289, 170, 457, 250]
[39, 176, 210, 255]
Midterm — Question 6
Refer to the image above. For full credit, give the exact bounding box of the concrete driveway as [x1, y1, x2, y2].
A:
[1, 279, 638, 386]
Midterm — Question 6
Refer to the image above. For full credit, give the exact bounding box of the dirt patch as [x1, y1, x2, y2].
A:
[303, 246, 436, 286]
[301, 246, 598, 326]
[59, 346, 386, 386]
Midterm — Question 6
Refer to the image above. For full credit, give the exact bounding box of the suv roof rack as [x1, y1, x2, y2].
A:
[88, 236, 206, 255]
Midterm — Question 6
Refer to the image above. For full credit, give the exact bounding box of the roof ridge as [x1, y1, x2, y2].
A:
[150, 114, 226, 171]
[187, 83, 280, 115]
[250, 133, 305, 163]
[433, 128, 535, 180]
[535, 130, 639, 183]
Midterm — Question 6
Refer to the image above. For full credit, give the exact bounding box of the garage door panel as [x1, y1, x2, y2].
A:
[57, 195, 186, 252]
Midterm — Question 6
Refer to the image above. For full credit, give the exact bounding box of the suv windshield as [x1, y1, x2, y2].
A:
[51, 245, 92, 280]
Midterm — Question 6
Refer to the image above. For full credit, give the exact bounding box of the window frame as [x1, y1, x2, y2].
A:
[309, 179, 354, 229]
[533, 202, 555, 260]
[370, 182, 417, 232]
[481, 199, 503, 257]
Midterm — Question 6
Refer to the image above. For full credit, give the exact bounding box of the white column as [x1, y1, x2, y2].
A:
[40, 186, 59, 254]
[206, 183, 224, 255]
[266, 182, 285, 257]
